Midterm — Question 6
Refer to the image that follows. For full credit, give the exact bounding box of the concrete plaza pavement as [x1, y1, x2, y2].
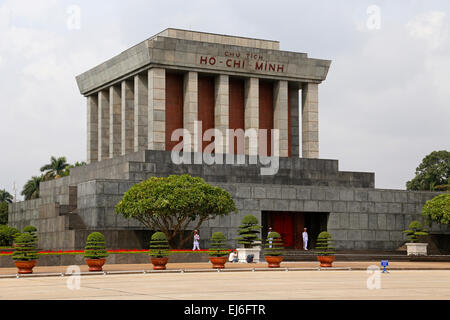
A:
[0, 262, 450, 300]
[1, 261, 450, 275]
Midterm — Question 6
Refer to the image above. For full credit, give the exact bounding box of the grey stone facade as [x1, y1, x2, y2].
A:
[8, 150, 445, 250]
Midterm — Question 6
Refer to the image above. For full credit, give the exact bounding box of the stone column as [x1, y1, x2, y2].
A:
[214, 74, 229, 154]
[87, 95, 98, 163]
[290, 86, 300, 157]
[274, 80, 289, 157]
[134, 73, 148, 152]
[183, 71, 198, 152]
[121, 79, 134, 155]
[302, 82, 319, 158]
[98, 90, 110, 161]
[148, 68, 166, 150]
[109, 85, 122, 158]
[244, 77, 259, 156]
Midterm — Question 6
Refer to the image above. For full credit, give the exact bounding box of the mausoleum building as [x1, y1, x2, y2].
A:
[8, 29, 445, 251]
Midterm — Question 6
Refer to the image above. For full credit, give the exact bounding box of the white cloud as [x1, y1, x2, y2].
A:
[406, 11, 448, 49]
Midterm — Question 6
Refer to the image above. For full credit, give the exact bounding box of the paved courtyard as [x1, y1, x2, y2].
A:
[1, 268, 449, 300]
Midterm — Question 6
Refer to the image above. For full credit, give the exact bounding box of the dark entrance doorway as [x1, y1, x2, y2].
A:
[262, 211, 329, 249]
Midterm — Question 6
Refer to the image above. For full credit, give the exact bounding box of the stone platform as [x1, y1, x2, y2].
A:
[8, 150, 447, 251]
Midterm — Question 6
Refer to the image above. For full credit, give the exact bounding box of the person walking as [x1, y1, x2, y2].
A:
[302, 228, 308, 250]
[192, 230, 200, 251]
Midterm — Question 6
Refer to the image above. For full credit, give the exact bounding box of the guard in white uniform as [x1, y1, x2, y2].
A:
[302, 228, 308, 250]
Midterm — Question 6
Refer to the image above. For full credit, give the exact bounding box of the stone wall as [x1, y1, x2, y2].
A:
[8, 150, 446, 251]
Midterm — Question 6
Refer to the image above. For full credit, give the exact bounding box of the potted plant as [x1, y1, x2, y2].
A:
[264, 231, 284, 268]
[236, 215, 262, 263]
[403, 221, 429, 256]
[315, 231, 336, 267]
[84, 232, 108, 271]
[12, 232, 39, 274]
[149, 232, 170, 270]
[208, 232, 229, 269]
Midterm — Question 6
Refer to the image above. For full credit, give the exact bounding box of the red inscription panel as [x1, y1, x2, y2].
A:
[198, 75, 215, 152]
[229, 78, 245, 154]
[165, 73, 184, 151]
[259, 81, 274, 157]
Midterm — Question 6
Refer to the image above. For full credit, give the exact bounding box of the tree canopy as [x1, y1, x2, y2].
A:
[406, 150, 450, 191]
[422, 193, 450, 226]
[114, 174, 237, 248]
[0, 189, 13, 203]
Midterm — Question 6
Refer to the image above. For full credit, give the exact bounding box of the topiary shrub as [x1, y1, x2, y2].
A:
[208, 232, 228, 257]
[12, 233, 38, 261]
[264, 231, 284, 256]
[149, 232, 170, 258]
[23, 225, 38, 244]
[84, 232, 108, 259]
[236, 215, 262, 248]
[315, 231, 336, 256]
[403, 221, 428, 243]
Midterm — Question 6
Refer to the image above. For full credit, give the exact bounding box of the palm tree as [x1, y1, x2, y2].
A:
[21, 176, 44, 200]
[0, 189, 13, 203]
[40, 156, 69, 179]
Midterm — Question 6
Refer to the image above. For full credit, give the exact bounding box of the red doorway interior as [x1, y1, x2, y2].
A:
[266, 212, 304, 249]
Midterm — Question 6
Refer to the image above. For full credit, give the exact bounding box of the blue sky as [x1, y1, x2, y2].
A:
[1, 0, 449, 199]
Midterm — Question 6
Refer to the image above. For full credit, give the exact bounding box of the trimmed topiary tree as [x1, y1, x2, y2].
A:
[12, 232, 38, 262]
[208, 232, 228, 257]
[23, 225, 38, 244]
[264, 231, 284, 256]
[236, 215, 262, 249]
[403, 221, 428, 243]
[149, 232, 170, 258]
[422, 193, 450, 226]
[316, 231, 336, 267]
[315, 231, 336, 256]
[84, 232, 108, 259]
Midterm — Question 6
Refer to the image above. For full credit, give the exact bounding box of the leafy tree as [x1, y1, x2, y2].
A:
[422, 193, 450, 226]
[406, 151, 450, 191]
[61, 161, 87, 177]
[0, 225, 20, 246]
[0, 189, 13, 203]
[0, 202, 8, 225]
[21, 175, 44, 200]
[40, 156, 69, 179]
[114, 174, 237, 248]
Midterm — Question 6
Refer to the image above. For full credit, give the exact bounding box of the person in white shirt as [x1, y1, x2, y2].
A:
[229, 249, 238, 263]
[192, 230, 200, 251]
[302, 228, 308, 250]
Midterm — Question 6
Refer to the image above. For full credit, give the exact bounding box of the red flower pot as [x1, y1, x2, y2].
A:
[85, 258, 106, 272]
[14, 260, 37, 274]
[265, 255, 283, 268]
[150, 257, 169, 270]
[317, 255, 335, 267]
[209, 256, 227, 269]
